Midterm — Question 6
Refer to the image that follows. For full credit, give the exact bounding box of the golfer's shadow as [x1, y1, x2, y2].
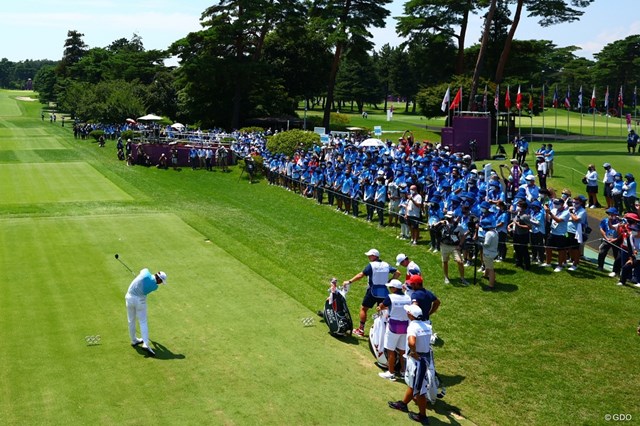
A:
[134, 341, 186, 360]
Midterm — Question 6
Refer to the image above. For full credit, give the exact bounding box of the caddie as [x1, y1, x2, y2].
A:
[387, 304, 434, 425]
[377, 279, 411, 381]
[344, 248, 400, 337]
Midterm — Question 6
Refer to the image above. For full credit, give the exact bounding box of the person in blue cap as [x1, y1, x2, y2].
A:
[597, 207, 622, 272]
[612, 172, 624, 214]
[622, 173, 636, 213]
[509, 198, 532, 270]
[528, 201, 546, 264]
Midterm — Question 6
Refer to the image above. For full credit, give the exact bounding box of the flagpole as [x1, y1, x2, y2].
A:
[541, 85, 545, 142]
[606, 86, 609, 138]
[579, 85, 583, 139]
[634, 86, 637, 133]
[530, 85, 533, 140]
[554, 85, 558, 138]
[619, 86, 623, 137]
[506, 86, 510, 145]
[566, 85, 570, 137]
[495, 84, 500, 150]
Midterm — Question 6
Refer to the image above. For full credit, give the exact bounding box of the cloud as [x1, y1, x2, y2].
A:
[576, 21, 640, 57]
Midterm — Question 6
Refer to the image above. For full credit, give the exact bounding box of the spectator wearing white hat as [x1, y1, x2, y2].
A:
[387, 304, 434, 425]
[377, 279, 411, 381]
[344, 249, 400, 337]
[602, 163, 617, 208]
[125, 268, 167, 357]
[396, 253, 421, 282]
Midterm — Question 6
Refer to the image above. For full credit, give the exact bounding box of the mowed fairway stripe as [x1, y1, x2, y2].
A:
[0, 162, 133, 204]
[0, 91, 21, 116]
[0, 213, 420, 425]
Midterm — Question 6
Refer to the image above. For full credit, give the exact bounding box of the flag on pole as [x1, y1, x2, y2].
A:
[528, 90, 533, 110]
[482, 84, 488, 112]
[449, 87, 462, 110]
[618, 86, 624, 108]
[505, 86, 511, 109]
[494, 85, 499, 111]
[604, 86, 609, 109]
[564, 87, 571, 108]
[540, 85, 545, 108]
[441, 86, 450, 112]
[516, 85, 522, 110]
[553, 86, 558, 108]
[577, 85, 583, 109]
[590, 86, 596, 108]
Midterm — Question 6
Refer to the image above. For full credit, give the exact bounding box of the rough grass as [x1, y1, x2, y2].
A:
[1, 90, 639, 425]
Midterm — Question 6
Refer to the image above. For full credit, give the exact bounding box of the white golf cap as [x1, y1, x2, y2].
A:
[525, 175, 535, 181]
[396, 253, 408, 265]
[404, 304, 423, 318]
[365, 248, 380, 257]
[445, 211, 455, 218]
[386, 279, 403, 289]
[156, 271, 167, 284]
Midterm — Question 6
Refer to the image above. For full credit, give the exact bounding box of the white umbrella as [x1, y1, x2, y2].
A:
[359, 138, 385, 147]
[171, 122, 185, 130]
[137, 113, 162, 121]
[125, 118, 136, 124]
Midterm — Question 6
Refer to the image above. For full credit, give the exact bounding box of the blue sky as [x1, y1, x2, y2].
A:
[1, 0, 636, 63]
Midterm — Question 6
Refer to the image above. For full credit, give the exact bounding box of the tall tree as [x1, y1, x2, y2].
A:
[593, 35, 640, 93]
[311, 0, 392, 130]
[195, 0, 302, 128]
[468, 0, 497, 110]
[396, 0, 480, 75]
[494, 0, 594, 83]
[56, 30, 88, 79]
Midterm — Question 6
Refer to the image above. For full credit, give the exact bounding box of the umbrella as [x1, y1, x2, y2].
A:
[125, 118, 136, 124]
[359, 138, 385, 148]
[137, 113, 162, 121]
[171, 122, 185, 130]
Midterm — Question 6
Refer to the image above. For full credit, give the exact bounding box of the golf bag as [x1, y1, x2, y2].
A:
[369, 314, 446, 400]
[368, 312, 401, 371]
[323, 281, 353, 336]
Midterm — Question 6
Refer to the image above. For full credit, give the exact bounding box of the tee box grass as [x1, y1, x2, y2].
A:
[1, 90, 639, 425]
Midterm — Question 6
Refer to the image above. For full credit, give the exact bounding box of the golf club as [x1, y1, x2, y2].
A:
[114, 253, 135, 276]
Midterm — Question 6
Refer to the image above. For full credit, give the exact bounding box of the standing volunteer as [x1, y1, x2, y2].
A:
[377, 279, 411, 381]
[125, 268, 167, 356]
[344, 249, 400, 337]
[387, 305, 434, 425]
[396, 253, 421, 280]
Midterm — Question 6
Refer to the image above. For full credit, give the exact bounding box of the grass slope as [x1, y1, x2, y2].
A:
[1, 90, 639, 425]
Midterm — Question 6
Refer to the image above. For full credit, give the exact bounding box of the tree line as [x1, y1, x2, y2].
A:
[3, 1, 638, 129]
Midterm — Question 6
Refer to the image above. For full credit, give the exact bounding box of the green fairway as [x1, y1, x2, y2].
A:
[1, 89, 639, 425]
[0, 163, 133, 204]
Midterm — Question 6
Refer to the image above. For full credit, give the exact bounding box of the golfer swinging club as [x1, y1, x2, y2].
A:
[125, 268, 167, 357]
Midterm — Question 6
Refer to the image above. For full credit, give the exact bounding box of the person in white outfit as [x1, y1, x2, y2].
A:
[377, 279, 411, 381]
[125, 269, 167, 357]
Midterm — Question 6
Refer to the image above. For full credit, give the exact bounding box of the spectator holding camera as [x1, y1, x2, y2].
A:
[543, 198, 571, 270]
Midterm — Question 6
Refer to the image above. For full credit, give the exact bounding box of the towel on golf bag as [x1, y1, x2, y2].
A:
[369, 312, 389, 366]
[405, 353, 438, 404]
[323, 281, 352, 336]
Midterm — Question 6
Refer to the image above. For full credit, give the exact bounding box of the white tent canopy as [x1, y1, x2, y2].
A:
[359, 138, 385, 147]
[137, 113, 162, 121]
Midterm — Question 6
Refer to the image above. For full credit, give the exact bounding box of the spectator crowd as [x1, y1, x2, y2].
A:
[254, 134, 640, 287]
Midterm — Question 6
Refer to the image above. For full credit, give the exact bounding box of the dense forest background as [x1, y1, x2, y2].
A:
[2, 0, 638, 130]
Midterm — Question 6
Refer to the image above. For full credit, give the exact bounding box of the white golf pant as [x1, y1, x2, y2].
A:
[126, 294, 150, 347]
